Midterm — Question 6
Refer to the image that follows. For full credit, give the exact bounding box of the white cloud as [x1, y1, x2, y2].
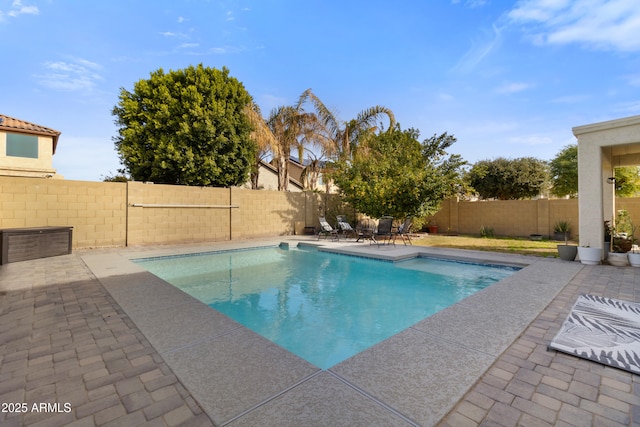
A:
[207, 45, 248, 55]
[508, 0, 640, 52]
[8, 0, 38, 17]
[178, 43, 199, 49]
[453, 24, 504, 73]
[210, 47, 227, 54]
[495, 81, 534, 94]
[0, 0, 38, 21]
[160, 31, 189, 38]
[34, 58, 103, 92]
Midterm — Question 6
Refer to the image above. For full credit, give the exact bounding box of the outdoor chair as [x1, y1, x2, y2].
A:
[371, 216, 395, 246]
[356, 219, 374, 242]
[336, 215, 357, 239]
[318, 216, 339, 241]
[394, 216, 413, 245]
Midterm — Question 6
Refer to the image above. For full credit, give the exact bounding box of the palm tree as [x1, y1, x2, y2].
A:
[299, 149, 323, 191]
[245, 90, 394, 192]
[245, 100, 321, 191]
[243, 101, 276, 189]
[267, 106, 318, 191]
[296, 88, 396, 159]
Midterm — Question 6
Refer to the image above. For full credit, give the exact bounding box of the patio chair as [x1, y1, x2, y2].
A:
[355, 219, 374, 242]
[394, 216, 413, 245]
[371, 216, 395, 246]
[336, 215, 357, 239]
[318, 216, 339, 241]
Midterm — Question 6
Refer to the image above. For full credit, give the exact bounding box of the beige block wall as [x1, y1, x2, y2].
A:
[548, 199, 580, 237]
[430, 197, 640, 238]
[0, 176, 127, 247]
[0, 178, 314, 249]
[458, 200, 539, 236]
[232, 188, 307, 239]
[5, 175, 640, 248]
[127, 182, 232, 245]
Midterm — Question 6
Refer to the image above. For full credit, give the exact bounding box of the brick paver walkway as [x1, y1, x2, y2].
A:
[440, 265, 640, 427]
[2, 251, 640, 426]
[0, 254, 214, 427]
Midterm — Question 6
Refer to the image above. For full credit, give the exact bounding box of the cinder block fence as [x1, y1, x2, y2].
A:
[2, 176, 640, 248]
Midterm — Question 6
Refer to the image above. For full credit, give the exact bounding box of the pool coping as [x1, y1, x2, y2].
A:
[80, 238, 584, 426]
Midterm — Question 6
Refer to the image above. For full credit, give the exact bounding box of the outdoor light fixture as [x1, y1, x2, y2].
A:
[607, 177, 616, 184]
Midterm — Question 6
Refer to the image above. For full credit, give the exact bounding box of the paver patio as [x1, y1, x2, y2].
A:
[1, 239, 639, 426]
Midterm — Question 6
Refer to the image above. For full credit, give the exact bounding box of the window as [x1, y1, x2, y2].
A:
[6, 133, 38, 158]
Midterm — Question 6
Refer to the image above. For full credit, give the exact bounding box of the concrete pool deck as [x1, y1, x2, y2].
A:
[1, 237, 639, 426]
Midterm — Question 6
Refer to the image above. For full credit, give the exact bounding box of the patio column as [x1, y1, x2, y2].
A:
[576, 140, 605, 249]
[574, 115, 640, 254]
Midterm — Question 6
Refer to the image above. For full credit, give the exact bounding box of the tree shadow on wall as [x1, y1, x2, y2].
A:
[271, 191, 354, 237]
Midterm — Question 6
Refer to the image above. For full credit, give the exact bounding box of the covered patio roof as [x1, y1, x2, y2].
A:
[573, 114, 640, 254]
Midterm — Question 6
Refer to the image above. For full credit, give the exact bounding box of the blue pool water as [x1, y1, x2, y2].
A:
[135, 246, 517, 369]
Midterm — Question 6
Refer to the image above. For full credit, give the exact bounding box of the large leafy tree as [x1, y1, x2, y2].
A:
[613, 166, 640, 197]
[549, 143, 640, 197]
[467, 157, 549, 200]
[112, 64, 256, 186]
[331, 126, 466, 218]
[549, 144, 578, 198]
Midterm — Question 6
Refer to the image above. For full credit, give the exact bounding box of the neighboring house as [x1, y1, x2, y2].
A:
[249, 157, 337, 193]
[0, 114, 62, 178]
[284, 156, 337, 193]
[242, 160, 304, 191]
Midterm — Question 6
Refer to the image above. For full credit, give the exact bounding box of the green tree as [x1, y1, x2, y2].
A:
[102, 169, 130, 182]
[112, 64, 256, 186]
[331, 126, 466, 219]
[548, 144, 640, 197]
[549, 144, 578, 197]
[467, 157, 549, 200]
[614, 166, 640, 197]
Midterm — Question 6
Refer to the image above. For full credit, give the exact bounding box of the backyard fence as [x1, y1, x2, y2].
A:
[0, 176, 345, 248]
[3, 175, 640, 248]
[429, 197, 640, 239]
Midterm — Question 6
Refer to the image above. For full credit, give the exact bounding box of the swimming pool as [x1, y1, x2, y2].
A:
[135, 246, 517, 369]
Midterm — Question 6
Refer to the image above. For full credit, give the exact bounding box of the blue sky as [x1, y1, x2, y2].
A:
[2, 0, 639, 181]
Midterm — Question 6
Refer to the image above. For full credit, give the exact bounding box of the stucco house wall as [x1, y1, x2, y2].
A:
[0, 114, 61, 179]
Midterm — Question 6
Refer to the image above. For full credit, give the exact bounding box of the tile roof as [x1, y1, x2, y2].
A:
[0, 114, 62, 154]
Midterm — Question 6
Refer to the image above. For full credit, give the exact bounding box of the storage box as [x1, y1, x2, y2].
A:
[0, 226, 73, 264]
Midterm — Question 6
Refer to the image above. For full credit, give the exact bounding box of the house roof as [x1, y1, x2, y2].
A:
[0, 114, 62, 154]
